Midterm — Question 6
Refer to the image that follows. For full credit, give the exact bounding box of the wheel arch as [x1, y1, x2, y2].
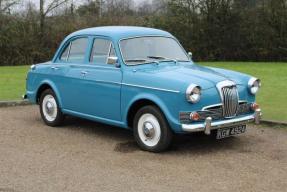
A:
[125, 95, 177, 131]
[36, 81, 63, 108]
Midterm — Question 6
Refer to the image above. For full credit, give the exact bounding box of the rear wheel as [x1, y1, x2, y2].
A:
[133, 105, 173, 152]
[39, 89, 64, 126]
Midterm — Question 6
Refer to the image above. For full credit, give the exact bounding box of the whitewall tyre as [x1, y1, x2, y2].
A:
[133, 105, 173, 152]
[39, 89, 64, 126]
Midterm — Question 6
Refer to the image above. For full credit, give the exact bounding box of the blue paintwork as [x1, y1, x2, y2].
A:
[25, 26, 257, 133]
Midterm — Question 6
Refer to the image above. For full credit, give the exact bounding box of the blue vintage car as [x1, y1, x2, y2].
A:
[24, 26, 261, 152]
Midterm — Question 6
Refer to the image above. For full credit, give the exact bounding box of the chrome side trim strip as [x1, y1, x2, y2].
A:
[182, 114, 255, 132]
[69, 64, 120, 70]
[71, 79, 180, 93]
[121, 83, 180, 93]
[93, 80, 121, 85]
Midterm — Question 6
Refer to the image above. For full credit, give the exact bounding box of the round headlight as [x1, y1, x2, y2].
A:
[186, 84, 201, 103]
[248, 77, 261, 95]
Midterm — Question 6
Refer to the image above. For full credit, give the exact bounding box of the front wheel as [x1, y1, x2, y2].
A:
[39, 89, 64, 127]
[133, 105, 173, 152]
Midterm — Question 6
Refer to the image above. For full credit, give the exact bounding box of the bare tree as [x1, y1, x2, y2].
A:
[0, 0, 19, 14]
[39, 0, 70, 36]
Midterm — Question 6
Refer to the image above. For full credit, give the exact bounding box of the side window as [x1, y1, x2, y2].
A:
[60, 38, 88, 63]
[90, 39, 115, 64]
[60, 43, 70, 61]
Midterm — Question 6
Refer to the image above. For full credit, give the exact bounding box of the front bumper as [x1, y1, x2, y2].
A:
[182, 109, 262, 135]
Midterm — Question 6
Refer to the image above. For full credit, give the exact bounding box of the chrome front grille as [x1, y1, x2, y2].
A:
[179, 102, 252, 123]
[221, 86, 239, 117]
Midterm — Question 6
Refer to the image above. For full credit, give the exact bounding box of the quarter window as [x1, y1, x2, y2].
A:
[60, 44, 70, 61]
[60, 37, 88, 62]
[90, 39, 115, 64]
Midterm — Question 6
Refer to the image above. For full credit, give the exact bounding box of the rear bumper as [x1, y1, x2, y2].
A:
[182, 109, 262, 135]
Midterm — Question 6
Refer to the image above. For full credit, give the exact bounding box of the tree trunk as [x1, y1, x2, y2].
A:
[39, 0, 45, 39]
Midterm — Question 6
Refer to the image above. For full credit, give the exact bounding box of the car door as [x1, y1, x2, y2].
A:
[54, 36, 91, 113]
[55, 36, 122, 121]
[80, 37, 122, 121]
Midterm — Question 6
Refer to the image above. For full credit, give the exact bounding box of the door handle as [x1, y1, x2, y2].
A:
[80, 71, 88, 75]
[51, 66, 59, 70]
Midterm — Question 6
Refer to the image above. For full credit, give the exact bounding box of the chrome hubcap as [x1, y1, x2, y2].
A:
[143, 122, 155, 138]
[42, 94, 57, 122]
[45, 101, 55, 115]
[138, 113, 161, 147]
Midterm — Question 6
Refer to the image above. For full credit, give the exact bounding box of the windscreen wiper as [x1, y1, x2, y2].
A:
[147, 56, 177, 64]
[125, 58, 159, 65]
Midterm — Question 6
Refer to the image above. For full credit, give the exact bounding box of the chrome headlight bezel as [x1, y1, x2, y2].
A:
[186, 84, 201, 103]
[248, 77, 261, 95]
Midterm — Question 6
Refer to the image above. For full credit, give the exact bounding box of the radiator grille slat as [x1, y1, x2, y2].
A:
[222, 86, 239, 117]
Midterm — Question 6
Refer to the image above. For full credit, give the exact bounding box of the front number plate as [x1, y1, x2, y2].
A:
[216, 125, 246, 139]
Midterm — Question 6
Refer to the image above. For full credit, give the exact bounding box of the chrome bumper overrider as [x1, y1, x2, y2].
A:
[182, 109, 262, 135]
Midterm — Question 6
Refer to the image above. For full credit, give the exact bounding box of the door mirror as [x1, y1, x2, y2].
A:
[188, 52, 193, 60]
[107, 56, 118, 65]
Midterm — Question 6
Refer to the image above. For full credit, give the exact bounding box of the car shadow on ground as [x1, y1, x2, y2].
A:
[59, 115, 247, 155]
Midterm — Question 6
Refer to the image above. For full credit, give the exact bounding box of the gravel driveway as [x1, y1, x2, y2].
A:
[0, 105, 286, 192]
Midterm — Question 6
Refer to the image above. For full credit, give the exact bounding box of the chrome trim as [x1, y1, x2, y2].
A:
[90, 80, 121, 85]
[182, 113, 259, 133]
[202, 103, 222, 111]
[185, 84, 201, 103]
[69, 64, 120, 70]
[255, 109, 262, 124]
[202, 100, 247, 111]
[22, 94, 27, 100]
[107, 56, 118, 65]
[66, 41, 72, 61]
[204, 117, 212, 135]
[216, 80, 236, 101]
[216, 80, 239, 118]
[106, 42, 112, 64]
[248, 77, 261, 95]
[30, 65, 36, 70]
[121, 83, 180, 93]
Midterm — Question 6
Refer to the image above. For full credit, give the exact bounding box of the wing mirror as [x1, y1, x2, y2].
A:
[107, 56, 120, 67]
[188, 52, 193, 60]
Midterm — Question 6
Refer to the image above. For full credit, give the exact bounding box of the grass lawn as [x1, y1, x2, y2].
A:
[0, 66, 30, 101]
[0, 62, 286, 122]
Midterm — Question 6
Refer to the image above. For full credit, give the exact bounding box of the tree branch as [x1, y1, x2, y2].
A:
[0, 0, 18, 13]
[44, 0, 69, 16]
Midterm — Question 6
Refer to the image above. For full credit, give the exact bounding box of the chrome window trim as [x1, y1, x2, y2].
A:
[118, 35, 190, 66]
[65, 37, 89, 62]
[90, 38, 114, 65]
[66, 42, 72, 61]
[69, 64, 120, 70]
[105, 42, 112, 64]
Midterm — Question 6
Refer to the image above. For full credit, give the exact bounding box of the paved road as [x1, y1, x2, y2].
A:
[0, 106, 286, 192]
